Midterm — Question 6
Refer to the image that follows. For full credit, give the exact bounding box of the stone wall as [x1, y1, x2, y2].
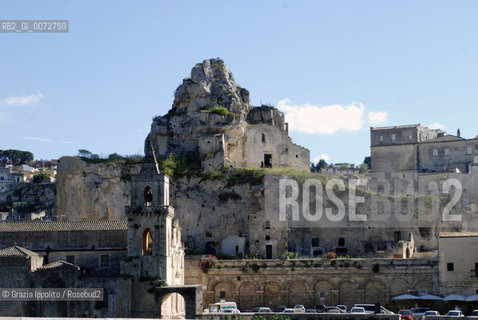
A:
[184, 257, 439, 311]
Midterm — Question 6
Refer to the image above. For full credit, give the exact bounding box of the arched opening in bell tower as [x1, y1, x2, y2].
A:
[144, 186, 153, 206]
[142, 228, 153, 256]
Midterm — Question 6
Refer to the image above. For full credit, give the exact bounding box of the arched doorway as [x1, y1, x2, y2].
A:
[238, 282, 257, 311]
[161, 293, 185, 319]
[264, 281, 281, 307]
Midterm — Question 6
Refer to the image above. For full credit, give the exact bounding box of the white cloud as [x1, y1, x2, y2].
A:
[1, 92, 44, 106]
[277, 98, 365, 134]
[312, 154, 329, 163]
[428, 123, 446, 130]
[368, 111, 388, 125]
[18, 136, 73, 144]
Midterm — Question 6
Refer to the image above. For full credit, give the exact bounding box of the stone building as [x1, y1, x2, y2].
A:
[438, 232, 478, 295]
[146, 58, 310, 172]
[0, 159, 187, 318]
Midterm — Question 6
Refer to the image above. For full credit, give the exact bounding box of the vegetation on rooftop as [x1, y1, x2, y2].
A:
[77, 149, 144, 166]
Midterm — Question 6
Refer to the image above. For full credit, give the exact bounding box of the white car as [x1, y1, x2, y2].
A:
[350, 307, 366, 314]
[422, 310, 439, 320]
[258, 307, 273, 313]
[445, 310, 464, 317]
[294, 305, 305, 313]
[222, 309, 240, 314]
[283, 308, 295, 313]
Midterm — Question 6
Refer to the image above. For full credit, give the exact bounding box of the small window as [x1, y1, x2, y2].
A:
[338, 238, 345, 247]
[220, 291, 226, 299]
[311, 238, 320, 247]
[100, 254, 109, 267]
[433, 149, 438, 157]
[468, 147, 473, 155]
[394, 231, 401, 242]
[265, 221, 270, 230]
[447, 262, 454, 271]
[408, 135, 413, 142]
[265, 235, 270, 240]
[144, 186, 152, 206]
[444, 148, 450, 156]
[262, 133, 266, 143]
[66, 255, 75, 264]
[205, 231, 213, 237]
[391, 134, 396, 143]
[379, 135, 383, 143]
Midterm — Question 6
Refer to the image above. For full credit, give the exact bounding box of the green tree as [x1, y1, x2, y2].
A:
[32, 172, 50, 183]
[363, 156, 371, 170]
[317, 159, 328, 171]
[108, 153, 123, 161]
[0, 149, 34, 165]
[359, 163, 369, 173]
[78, 149, 92, 158]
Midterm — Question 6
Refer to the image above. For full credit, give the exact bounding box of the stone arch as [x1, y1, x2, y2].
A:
[155, 285, 202, 319]
[264, 281, 281, 308]
[160, 292, 185, 318]
[144, 186, 152, 206]
[339, 279, 359, 309]
[238, 281, 258, 311]
[213, 281, 234, 303]
[415, 279, 434, 294]
[389, 279, 411, 297]
[142, 228, 153, 256]
[315, 280, 332, 305]
[288, 280, 311, 306]
[364, 279, 386, 304]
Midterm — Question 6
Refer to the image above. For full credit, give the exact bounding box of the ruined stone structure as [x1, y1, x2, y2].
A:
[146, 58, 310, 172]
[0, 160, 190, 318]
[184, 257, 439, 311]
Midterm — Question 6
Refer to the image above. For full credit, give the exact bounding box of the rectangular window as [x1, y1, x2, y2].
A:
[445, 148, 450, 156]
[447, 262, 454, 271]
[379, 135, 383, 143]
[100, 254, 110, 267]
[265, 220, 270, 230]
[433, 149, 438, 157]
[311, 238, 320, 247]
[408, 135, 413, 142]
[391, 134, 396, 143]
[66, 255, 75, 264]
[468, 147, 473, 155]
[394, 231, 401, 242]
[220, 291, 226, 299]
[338, 238, 345, 247]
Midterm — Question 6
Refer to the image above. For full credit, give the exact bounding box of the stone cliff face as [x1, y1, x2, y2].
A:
[55, 157, 141, 221]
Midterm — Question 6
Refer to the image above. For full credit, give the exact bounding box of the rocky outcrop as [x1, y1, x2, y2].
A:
[55, 157, 141, 221]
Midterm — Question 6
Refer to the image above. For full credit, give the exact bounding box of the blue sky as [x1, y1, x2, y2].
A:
[1, 1, 477, 165]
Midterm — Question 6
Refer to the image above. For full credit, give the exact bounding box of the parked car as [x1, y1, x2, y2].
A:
[282, 308, 295, 313]
[399, 309, 413, 320]
[258, 307, 273, 313]
[327, 309, 341, 314]
[222, 308, 240, 314]
[337, 305, 347, 313]
[421, 310, 440, 320]
[294, 304, 306, 313]
[472, 310, 478, 316]
[412, 307, 431, 315]
[381, 306, 395, 314]
[445, 310, 464, 317]
[350, 307, 366, 314]
[306, 309, 318, 313]
[276, 305, 287, 313]
[353, 304, 377, 314]
[314, 304, 325, 313]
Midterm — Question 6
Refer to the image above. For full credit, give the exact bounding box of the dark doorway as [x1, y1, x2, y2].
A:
[266, 245, 272, 259]
[264, 154, 272, 168]
[205, 242, 216, 255]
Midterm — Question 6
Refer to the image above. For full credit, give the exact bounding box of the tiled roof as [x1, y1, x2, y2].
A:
[371, 124, 420, 130]
[0, 245, 38, 257]
[0, 221, 128, 232]
[37, 260, 81, 271]
[439, 232, 478, 238]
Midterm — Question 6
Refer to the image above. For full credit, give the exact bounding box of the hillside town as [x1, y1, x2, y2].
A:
[1, 59, 478, 319]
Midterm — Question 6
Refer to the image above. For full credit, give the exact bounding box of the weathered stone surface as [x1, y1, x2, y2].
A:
[55, 156, 141, 221]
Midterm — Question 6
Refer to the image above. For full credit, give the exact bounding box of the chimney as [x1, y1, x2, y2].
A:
[457, 129, 461, 137]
